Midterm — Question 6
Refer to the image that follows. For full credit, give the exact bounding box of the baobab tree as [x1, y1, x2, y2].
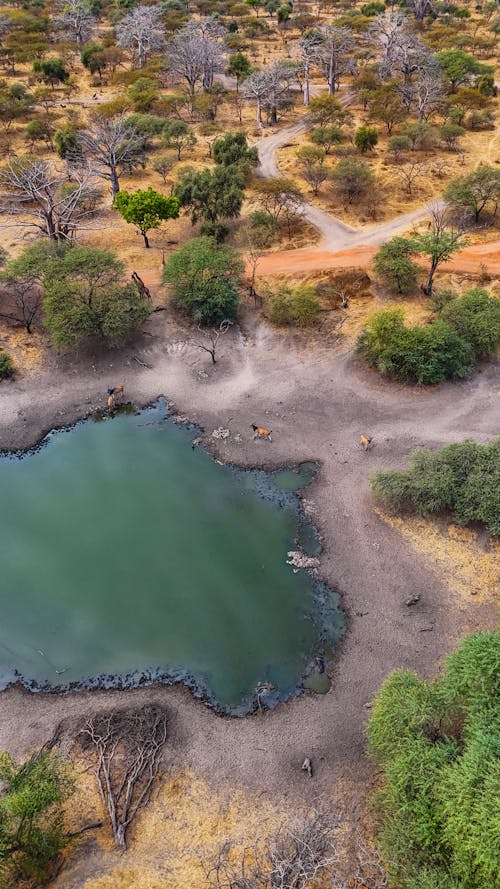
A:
[116, 5, 164, 69]
[55, 0, 95, 48]
[316, 25, 355, 94]
[165, 22, 226, 96]
[242, 61, 297, 127]
[297, 29, 323, 106]
[78, 116, 144, 196]
[0, 157, 100, 240]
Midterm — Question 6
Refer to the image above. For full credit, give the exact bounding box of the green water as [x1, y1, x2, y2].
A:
[0, 400, 344, 713]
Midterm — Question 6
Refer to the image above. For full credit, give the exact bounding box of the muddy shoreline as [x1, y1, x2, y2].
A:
[0, 318, 497, 807]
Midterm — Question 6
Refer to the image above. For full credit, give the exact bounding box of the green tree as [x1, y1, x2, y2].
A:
[212, 131, 258, 173]
[330, 158, 374, 205]
[226, 52, 252, 91]
[33, 245, 150, 349]
[32, 58, 69, 85]
[163, 236, 243, 325]
[368, 83, 406, 135]
[367, 631, 500, 887]
[25, 118, 53, 150]
[440, 287, 500, 359]
[0, 749, 74, 884]
[374, 237, 419, 294]
[308, 94, 351, 127]
[114, 187, 179, 248]
[152, 153, 175, 184]
[356, 308, 473, 384]
[411, 208, 467, 295]
[296, 145, 327, 195]
[440, 122, 465, 151]
[174, 165, 244, 225]
[355, 125, 378, 153]
[444, 165, 500, 223]
[437, 50, 493, 89]
[309, 125, 344, 154]
[161, 119, 196, 160]
[54, 125, 82, 161]
[128, 77, 157, 112]
[0, 350, 13, 379]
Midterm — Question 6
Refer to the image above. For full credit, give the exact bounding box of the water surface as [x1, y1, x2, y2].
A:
[0, 400, 344, 713]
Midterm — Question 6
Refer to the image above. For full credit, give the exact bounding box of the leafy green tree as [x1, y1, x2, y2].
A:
[128, 77, 157, 112]
[226, 52, 251, 91]
[410, 208, 467, 295]
[368, 83, 406, 135]
[440, 288, 500, 359]
[114, 187, 179, 248]
[28, 244, 150, 349]
[437, 50, 493, 90]
[162, 119, 196, 160]
[54, 125, 82, 161]
[174, 165, 244, 225]
[440, 123, 465, 151]
[0, 750, 74, 883]
[373, 237, 419, 294]
[212, 131, 258, 174]
[163, 236, 243, 325]
[356, 308, 473, 384]
[368, 631, 500, 887]
[444, 165, 500, 223]
[32, 58, 69, 85]
[152, 153, 175, 184]
[309, 125, 344, 154]
[25, 118, 53, 150]
[330, 158, 374, 205]
[355, 125, 378, 153]
[308, 94, 351, 127]
[387, 134, 411, 162]
[0, 350, 13, 379]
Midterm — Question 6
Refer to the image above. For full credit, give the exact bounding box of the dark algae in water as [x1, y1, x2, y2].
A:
[0, 400, 344, 714]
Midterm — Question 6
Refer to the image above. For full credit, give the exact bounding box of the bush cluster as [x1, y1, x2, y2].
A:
[368, 631, 500, 889]
[357, 289, 500, 384]
[265, 284, 321, 328]
[0, 350, 13, 379]
[371, 438, 500, 534]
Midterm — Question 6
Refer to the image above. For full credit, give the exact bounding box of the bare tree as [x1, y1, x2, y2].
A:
[0, 157, 101, 240]
[398, 160, 426, 195]
[410, 0, 433, 22]
[78, 116, 144, 196]
[316, 26, 355, 94]
[192, 319, 232, 364]
[79, 706, 168, 850]
[204, 809, 341, 889]
[296, 30, 323, 106]
[55, 0, 95, 48]
[166, 23, 226, 96]
[0, 272, 41, 333]
[116, 5, 165, 69]
[242, 61, 297, 127]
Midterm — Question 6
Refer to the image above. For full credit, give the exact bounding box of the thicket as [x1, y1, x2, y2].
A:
[357, 288, 499, 384]
[368, 631, 500, 888]
[370, 438, 500, 534]
[0, 350, 13, 379]
[0, 749, 74, 885]
[264, 284, 320, 327]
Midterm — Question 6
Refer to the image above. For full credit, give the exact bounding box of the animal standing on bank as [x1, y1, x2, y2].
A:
[252, 424, 272, 441]
[107, 386, 125, 411]
[360, 434, 373, 451]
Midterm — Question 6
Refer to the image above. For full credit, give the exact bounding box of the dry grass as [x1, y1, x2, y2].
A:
[375, 509, 500, 605]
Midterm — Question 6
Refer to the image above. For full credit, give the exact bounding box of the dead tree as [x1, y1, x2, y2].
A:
[79, 705, 168, 850]
[192, 319, 232, 364]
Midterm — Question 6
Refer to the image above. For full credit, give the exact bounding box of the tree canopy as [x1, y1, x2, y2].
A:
[114, 187, 179, 247]
[163, 236, 243, 325]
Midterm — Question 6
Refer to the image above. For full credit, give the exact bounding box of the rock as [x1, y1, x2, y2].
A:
[286, 551, 320, 570]
[212, 427, 230, 439]
[405, 595, 420, 606]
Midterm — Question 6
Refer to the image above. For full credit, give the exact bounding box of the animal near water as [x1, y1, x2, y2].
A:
[360, 434, 373, 451]
[107, 386, 125, 410]
[252, 424, 272, 441]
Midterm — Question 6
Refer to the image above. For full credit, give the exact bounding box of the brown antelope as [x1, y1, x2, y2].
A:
[360, 434, 373, 451]
[108, 386, 124, 399]
[252, 424, 272, 441]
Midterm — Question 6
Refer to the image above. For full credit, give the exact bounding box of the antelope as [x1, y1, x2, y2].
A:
[107, 386, 124, 400]
[360, 434, 373, 451]
[252, 424, 272, 441]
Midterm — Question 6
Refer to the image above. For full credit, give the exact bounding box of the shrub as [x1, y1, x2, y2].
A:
[0, 350, 13, 379]
[356, 309, 472, 384]
[163, 236, 243, 325]
[370, 438, 500, 533]
[368, 631, 500, 888]
[373, 237, 419, 294]
[265, 285, 320, 327]
[440, 288, 500, 358]
[355, 125, 378, 153]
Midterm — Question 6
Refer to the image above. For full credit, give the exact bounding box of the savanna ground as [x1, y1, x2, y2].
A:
[0, 0, 499, 885]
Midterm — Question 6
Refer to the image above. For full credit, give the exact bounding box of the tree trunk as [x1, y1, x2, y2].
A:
[256, 99, 263, 128]
[110, 167, 120, 196]
[304, 60, 310, 106]
[142, 231, 150, 248]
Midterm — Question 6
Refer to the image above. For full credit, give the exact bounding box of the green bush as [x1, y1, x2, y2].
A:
[163, 236, 243, 325]
[0, 350, 13, 379]
[265, 285, 320, 328]
[356, 309, 472, 384]
[370, 438, 500, 534]
[440, 288, 500, 358]
[368, 631, 500, 889]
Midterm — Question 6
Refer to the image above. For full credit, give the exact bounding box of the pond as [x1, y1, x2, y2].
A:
[0, 399, 344, 714]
